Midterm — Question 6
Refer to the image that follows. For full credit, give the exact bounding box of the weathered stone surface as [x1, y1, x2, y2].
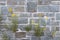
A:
[15, 32, 26, 38]
[56, 13, 60, 20]
[0, 3, 5, 5]
[16, 0, 25, 5]
[27, 2, 37, 12]
[20, 13, 32, 17]
[14, 6, 25, 12]
[7, 0, 17, 5]
[46, 13, 54, 17]
[1, 7, 8, 15]
[22, 38, 30, 40]
[18, 18, 28, 24]
[37, 5, 59, 12]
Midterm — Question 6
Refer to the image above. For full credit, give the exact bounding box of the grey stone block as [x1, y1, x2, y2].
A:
[31, 36, 41, 40]
[37, 5, 59, 12]
[0, 3, 5, 5]
[16, 0, 25, 5]
[1, 7, 8, 15]
[7, 0, 17, 5]
[14, 6, 25, 12]
[18, 18, 28, 24]
[15, 32, 26, 38]
[53, 37, 60, 40]
[27, 2, 37, 12]
[20, 13, 32, 17]
[21, 38, 30, 40]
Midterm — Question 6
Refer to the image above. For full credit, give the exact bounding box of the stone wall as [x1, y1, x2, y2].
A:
[0, 0, 60, 40]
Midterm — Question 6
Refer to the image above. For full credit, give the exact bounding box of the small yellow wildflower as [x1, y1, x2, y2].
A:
[8, 7, 13, 13]
[44, 16, 48, 20]
[31, 20, 35, 24]
[11, 13, 16, 17]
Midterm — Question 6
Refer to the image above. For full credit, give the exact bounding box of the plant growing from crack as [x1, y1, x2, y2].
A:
[2, 33, 10, 40]
[0, 14, 3, 22]
[10, 13, 18, 33]
[25, 25, 32, 32]
[34, 25, 44, 40]
[8, 8, 18, 33]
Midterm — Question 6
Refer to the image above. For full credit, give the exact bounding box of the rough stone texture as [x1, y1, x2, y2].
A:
[37, 5, 59, 12]
[16, 0, 25, 5]
[14, 6, 25, 12]
[37, 0, 60, 5]
[0, 3, 5, 5]
[15, 32, 26, 38]
[20, 13, 32, 17]
[18, 18, 28, 24]
[1, 7, 8, 15]
[7, 0, 17, 5]
[27, 2, 37, 12]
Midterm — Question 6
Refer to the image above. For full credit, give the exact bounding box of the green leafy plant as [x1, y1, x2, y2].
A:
[0, 14, 3, 22]
[34, 27, 44, 37]
[11, 19, 18, 32]
[4, 23, 12, 31]
[25, 25, 32, 32]
[34, 25, 44, 40]
[51, 30, 56, 38]
[4, 14, 18, 33]
[10, 16, 18, 33]
[2, 33, 10, 40]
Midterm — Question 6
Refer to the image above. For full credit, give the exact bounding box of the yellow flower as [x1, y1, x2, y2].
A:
[31, 20, 35, 24]
[8, 7, 13, 13]
[11, 14, 16, 17]
[44, 16, 48, 20]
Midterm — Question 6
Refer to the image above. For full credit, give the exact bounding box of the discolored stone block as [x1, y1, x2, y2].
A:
[20, 13, 32, 17]
[46, 13, 54, 17]
[37, 5, 59, 12]
[56, 13, 60, 20]
[7, 0, 17, 5]
[22, 38, 30, 40]
[33, 13, 44, 17]
[14, 6, 25, 12]
[18, 18, 28, 24]
[18, 1, 25, 5]
[37, 0, 52, 5]
[15, 32, 26, 38]
[16, 0, 25, 5]
[37, 0, 42, 5]
[0, 3, 5, 5]
[27, 2, 37, 12]
[1, 7, 8, 15]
